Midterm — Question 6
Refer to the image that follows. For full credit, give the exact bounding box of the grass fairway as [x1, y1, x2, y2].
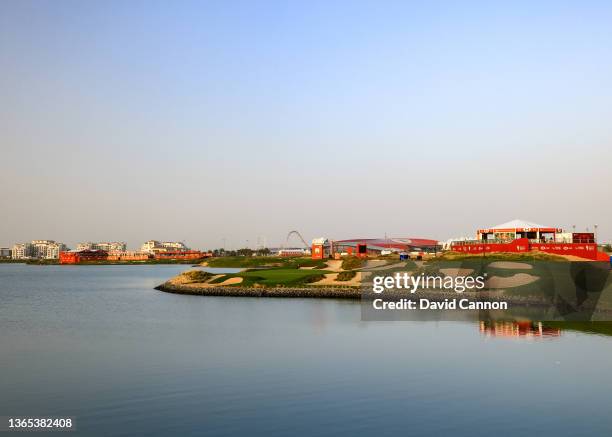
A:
[210, 268, 329, 287]
[204, 256, 327, 269]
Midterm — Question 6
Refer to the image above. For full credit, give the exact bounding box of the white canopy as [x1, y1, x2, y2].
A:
[488, 219, 549, 230]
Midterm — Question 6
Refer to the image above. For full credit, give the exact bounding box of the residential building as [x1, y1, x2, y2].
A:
[12, 240, 68, 259]
[161, 241, 189, 251]
[12, 243, 33, 259]
[47, 242, 67, 259]
[140, 240, 159, 253]
[76, 242, 127, 252]
[31, 240, 68, 259]
[98, 242, 127, 252]
[76, 242, 94, 251]
[140, 240, 190, 254]
[0, 247, 11, 258]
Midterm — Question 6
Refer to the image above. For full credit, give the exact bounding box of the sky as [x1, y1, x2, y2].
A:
[1, 0, 612, 250]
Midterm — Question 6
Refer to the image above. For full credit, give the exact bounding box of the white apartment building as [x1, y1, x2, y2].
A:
[11, 243, 33, 259]
[31, 240, 67, 259]
[140, 240, 189, 253]
[140, 240, 159, 253]
[76, 242, 127, 252]
[12, 240, 67, 259]
[98, 242, 126, 252]
[161, 241, 189, 251]
[76, 242, 94, 251]
[45, 242, 65, 259]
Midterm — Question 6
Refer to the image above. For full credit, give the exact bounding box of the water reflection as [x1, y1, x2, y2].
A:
[3, 265, 612, 436]
[479, 320, 562, 338]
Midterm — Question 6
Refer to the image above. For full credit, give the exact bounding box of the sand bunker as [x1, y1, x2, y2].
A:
[206, 274, 225, 284]
[439, 268, 474, 277]
[488, 261, 533, 270]
[169, 273, 233, 288]
[322, 260, 343, 272]
[486, 273, 538, 289]
[217, 277, 243, 285]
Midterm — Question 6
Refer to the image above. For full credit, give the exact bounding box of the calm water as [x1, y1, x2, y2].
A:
[1, 264, 612, 436]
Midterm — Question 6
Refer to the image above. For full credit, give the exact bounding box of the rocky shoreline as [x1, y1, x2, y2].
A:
[154, 281, 563, 307]
[155, 282, 363, 299]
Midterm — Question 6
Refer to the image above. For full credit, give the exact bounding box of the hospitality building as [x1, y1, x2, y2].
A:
[451, 219, 608, 261]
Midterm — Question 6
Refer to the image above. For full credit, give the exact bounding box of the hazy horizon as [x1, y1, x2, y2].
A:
[2, 0, 612, 250]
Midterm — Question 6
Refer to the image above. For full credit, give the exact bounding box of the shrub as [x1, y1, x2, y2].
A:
[182, 270, 213, 283]
[341, 256, 364, 270]
[336, 271, 357, 281]
[302, 274, 326, 284]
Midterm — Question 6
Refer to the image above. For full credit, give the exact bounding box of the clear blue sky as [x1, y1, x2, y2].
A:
[2, 0, 611, 249]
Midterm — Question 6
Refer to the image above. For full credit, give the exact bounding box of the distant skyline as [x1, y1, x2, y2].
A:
[2, 0, 611, 249]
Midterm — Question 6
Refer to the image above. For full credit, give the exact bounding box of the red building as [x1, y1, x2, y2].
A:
[106, 251, 151, 261]
[311, 236, 439, 259]
[333, 237, 439, 257]
[59, 250, 109, 264]
[153, 251, 210, 260]
[311, 238, 330, 259]
[451, 219, 609, 261]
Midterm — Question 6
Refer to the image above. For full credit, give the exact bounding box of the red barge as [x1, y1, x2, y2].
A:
[451, 219, 609, 261]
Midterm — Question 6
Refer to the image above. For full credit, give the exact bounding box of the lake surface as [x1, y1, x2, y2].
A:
[1, 263, 612, 436]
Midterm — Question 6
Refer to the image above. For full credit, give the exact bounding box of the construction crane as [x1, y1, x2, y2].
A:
[286, 230, 309, 249]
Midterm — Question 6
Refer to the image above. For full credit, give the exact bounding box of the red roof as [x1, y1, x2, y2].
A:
[335, 238, 438, 249]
